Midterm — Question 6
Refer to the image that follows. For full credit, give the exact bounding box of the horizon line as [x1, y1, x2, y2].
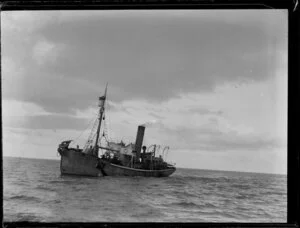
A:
[3, 155, 287, 176]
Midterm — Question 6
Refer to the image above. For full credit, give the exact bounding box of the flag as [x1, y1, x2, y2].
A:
[99, 96, 106, 100]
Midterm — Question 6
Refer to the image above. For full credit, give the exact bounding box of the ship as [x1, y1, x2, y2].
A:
[57, 84, 176, 177]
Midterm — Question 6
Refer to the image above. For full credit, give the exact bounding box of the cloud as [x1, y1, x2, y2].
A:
[1, 10, 287, 114]
[3, 115, 90, 131]
[2, 127, 89, 159]
[32, 39, 65, 66]
[154, 122, 284, 152]
[149, 112, 165, 120]
[135, 111, 286, 153]
[2, 99, 49, 117]
[1, 11, 60, 33]
[187, 107, 223, 116]
[105, 101, 132, 115]
[2, 99, 97, 143]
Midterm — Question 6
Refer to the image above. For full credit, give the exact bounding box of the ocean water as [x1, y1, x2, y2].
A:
[3, 157, 287, 223]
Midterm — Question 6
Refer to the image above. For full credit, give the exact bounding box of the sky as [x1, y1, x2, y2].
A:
[1, 10, 287, 174]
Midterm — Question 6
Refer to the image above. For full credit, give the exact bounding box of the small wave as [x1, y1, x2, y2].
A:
[151, 184, 160, 187]
[131, 208, 165, 218]
[177, 201, 198, 207]
[204, 202, 218, 209]
[235, 206, 252, 212]
[231, 184, 252, 190]
[199, 210, 240, 220]
[235, 195, 248, 200]
[9, 195, 41, 203]
[234, 192, 260, 200]
[14, 179, 30, 186]
[45, 199, 62, 204]
[165, 176, 186, 185]
[15, 213, 41, 222]
[48, 180, 63, 184]
[166, 176, 230, 187]
[172, 189, 197, 198]
[263, 191, 286, 196]
[189, 176, 230, 183]
[167, 201, 201, 209]
[35, 184, 55, 192]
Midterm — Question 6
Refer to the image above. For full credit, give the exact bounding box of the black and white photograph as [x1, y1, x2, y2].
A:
[2, 9, 287, 223]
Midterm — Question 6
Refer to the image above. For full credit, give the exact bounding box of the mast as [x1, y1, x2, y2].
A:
[93, 83, 108, 157]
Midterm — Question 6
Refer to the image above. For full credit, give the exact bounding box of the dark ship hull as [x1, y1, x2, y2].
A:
[58, 149, 176, 177]
[99, 159, 176, 177]
[59, 149, 103, 177]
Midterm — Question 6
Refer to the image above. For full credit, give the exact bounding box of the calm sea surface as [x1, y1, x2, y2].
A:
[3, 157, 286, 223]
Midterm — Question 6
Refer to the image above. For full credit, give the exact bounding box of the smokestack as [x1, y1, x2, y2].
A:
[135, 125, 145, 161]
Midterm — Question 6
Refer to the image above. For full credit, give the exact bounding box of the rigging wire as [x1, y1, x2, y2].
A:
[84, 96, 108, 150]
[75, 115, 97, 141]
[99, 115, 110, 148]
[156, 145, 161, 156]
[83, 88, 111, 151]
[71, 111, 99, 146]
[163, 146, 170, 161]
[105, 101, 114, 142]
[83, 117, 99, 150]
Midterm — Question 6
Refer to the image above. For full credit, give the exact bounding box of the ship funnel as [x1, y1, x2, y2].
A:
[135, 125, 145, 161]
